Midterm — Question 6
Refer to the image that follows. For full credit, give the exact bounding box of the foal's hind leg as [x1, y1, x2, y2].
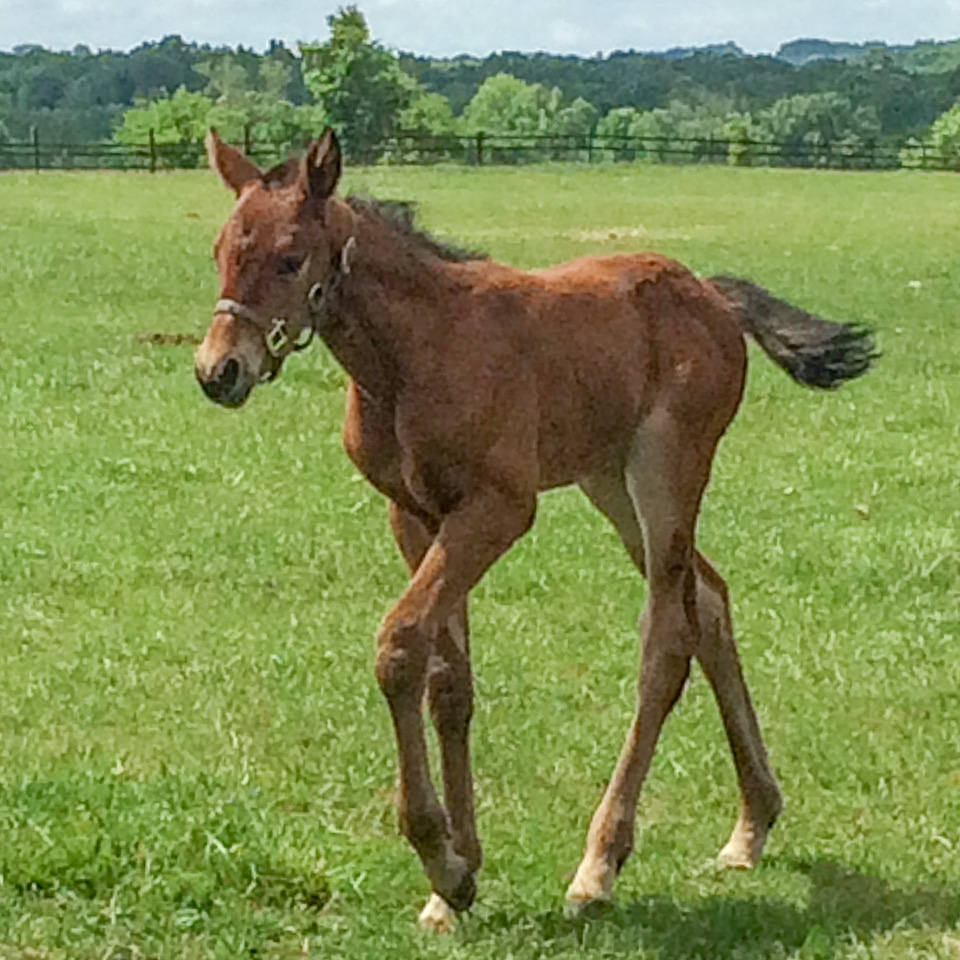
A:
[580, 472, 646, 575]
[567, 411, 713, 909]
[694, 553, 782, 868]
[389, 504, 482, 931]
[568, 416, 782, 908]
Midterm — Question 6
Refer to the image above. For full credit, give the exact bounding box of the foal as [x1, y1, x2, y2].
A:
[195, 129, 875, 930]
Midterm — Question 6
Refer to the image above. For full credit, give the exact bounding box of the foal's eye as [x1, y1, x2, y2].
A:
[279, 256, 304, 276]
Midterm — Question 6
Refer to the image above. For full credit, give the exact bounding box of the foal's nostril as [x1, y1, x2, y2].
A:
[197, 356, 244, 404]
[218, 358, 240, 391]
[198, 370, 222, 401]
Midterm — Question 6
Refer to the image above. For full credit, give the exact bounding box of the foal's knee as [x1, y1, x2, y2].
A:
[375, 617, 430, 704]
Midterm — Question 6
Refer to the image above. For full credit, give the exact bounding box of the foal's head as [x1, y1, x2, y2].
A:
[196, 128, 353, 407]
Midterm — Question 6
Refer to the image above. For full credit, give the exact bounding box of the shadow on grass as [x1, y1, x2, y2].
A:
[464, 860, 960, 959]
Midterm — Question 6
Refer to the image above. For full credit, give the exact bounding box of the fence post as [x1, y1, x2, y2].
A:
[475, 130, 485, 166]
[32, 126, 40, 173]
[244, 124, 252, 156]
[587, 128, 594, 164]
[148, 128, 157, 173]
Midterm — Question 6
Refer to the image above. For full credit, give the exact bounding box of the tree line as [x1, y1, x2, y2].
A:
[5, 8, 960, 168]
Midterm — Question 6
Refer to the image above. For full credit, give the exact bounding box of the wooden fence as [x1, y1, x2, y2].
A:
[0, 128, 950, 172]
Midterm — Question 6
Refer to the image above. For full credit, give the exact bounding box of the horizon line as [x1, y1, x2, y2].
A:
[2, 33, 956, 60]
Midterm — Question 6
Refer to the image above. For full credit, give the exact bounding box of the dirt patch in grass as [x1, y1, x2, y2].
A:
[135, 332, 201, 347]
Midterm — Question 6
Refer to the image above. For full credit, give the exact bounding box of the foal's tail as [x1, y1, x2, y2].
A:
[710, 275, 878, 390]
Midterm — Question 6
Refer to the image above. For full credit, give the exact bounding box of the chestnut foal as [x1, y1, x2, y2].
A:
[195, 129, 875, 931]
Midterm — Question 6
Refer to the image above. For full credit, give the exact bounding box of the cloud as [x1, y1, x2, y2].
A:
[2, 0, 960, 55]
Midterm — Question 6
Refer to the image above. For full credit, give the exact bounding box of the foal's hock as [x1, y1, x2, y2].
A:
[195, 128, 877, 931]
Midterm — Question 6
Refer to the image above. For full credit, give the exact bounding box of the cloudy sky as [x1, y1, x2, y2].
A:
[3, 0, 960, 56]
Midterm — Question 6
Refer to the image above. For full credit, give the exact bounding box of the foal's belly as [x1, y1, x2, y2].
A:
[532, 347, 650, 489]
[534, 394, 643, 489]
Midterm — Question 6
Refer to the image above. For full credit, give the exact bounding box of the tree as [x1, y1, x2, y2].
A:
[399, 90, 455, 136]
[550, 95, 598, 139]
[114, 87, 212, 145]
[113, 70, 327, 168]
[301, 7, 415, 161]
[595, 107, 641, 139]
[457, 74, 600, 160]
[114, 86, 213, 165]
[389, 90, 458, 160]
[201, 57, 328, 154]
[756, 92, 881, 166]
[625, 101, 733, 163]
[195, 55, 250, 104]
[459, 73, 548, 137]
[125, 36, 203, 99]
[719, 113, 770, 166]
[906, 99, 960, 169]
[595, 107, 644, 160]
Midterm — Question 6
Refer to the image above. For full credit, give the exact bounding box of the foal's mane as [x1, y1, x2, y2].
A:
[346, 195, 487, 264]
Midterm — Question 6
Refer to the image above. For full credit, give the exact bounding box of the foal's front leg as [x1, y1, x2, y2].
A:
[376, 492, 534, 917]
[389, 504, 482, 931]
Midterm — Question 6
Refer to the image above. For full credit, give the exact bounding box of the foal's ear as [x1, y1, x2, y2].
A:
[206, 128, 261, 195]
[301, 128, 342, 201]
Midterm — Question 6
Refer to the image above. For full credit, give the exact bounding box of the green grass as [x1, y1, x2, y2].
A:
[1, 163, 959, 959]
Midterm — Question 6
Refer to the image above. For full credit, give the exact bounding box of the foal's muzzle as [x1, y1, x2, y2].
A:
[196, 355, 254, 407]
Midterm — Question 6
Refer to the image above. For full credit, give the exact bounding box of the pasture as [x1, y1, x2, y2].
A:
[1, 162, 959, 959]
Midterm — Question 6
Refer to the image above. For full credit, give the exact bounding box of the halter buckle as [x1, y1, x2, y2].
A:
[265, 318, 289, 357]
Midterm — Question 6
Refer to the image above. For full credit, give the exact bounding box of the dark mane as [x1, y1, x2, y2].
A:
[346, 195, 487, 264]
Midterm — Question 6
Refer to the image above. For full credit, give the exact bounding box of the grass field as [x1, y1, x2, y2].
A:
[1, 162, 959, 960]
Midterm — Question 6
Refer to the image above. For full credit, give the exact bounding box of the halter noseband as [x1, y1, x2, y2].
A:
[213, 235, 357, 360]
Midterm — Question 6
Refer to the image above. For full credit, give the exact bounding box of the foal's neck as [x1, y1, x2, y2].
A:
[322, 200, 460, 401]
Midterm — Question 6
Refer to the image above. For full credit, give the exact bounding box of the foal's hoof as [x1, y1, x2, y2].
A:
[564, 876, 613, 917]
[716, 841, 757, 871]
[716, 802, 782, 870]
[418, 893, 457, 933]
[564, 892, 612, 920]
[564, 855, 615, 916]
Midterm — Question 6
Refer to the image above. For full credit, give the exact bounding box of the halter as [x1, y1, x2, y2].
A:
[213, 235, 357, 360]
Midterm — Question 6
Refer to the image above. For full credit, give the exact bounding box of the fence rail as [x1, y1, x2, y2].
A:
[0, 128, 950, 172]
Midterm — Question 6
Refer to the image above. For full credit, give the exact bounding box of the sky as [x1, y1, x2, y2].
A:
[3, 0, 960, 57]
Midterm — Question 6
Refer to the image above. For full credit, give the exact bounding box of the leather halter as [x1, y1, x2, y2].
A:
[213, 235, 357, 360]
